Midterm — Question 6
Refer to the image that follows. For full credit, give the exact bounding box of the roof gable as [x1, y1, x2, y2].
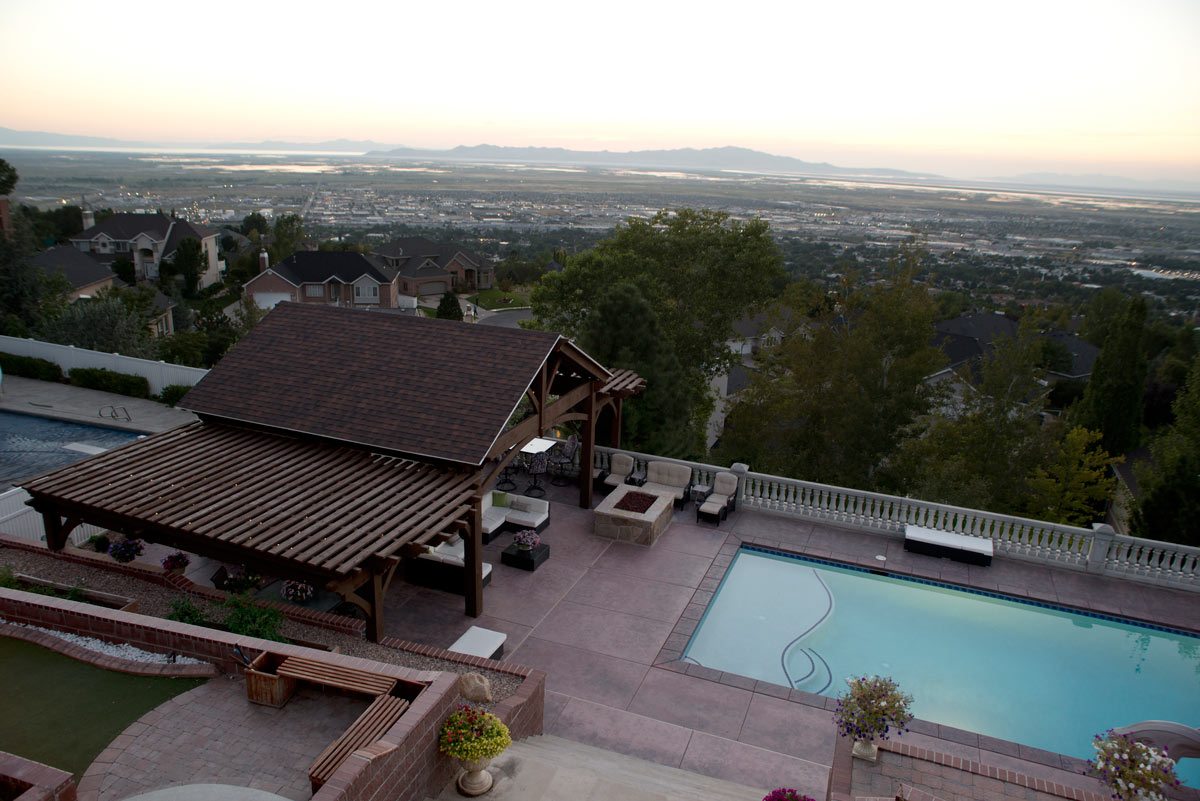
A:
[31, 245, 115, 290]
[273, 251, 394, 285]
[72, 213, 172, 242]
[180, 304, 594, 466]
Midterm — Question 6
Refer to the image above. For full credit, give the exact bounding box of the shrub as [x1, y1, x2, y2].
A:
[0, 352, 63, 382]
[438, 705, 512, 762]
[167, 598, 210, 627]
[281, 580, 315, 603]
[223, 594, 285, 642]
[764, 791, 815, 801]
[161, 551, 191, 571]
[1089, 729, 1180, 801]
[68, 367, 151, 399]
[832, 675, 913, 743]
[65, 584, 87, 602]
[85, 534, 111, 553]
[158, 384, 191, 407]
[0, 566, 17, 589]
[107, 538, 145, 563]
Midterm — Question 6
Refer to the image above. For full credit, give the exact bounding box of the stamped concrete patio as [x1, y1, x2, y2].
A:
[382, 480, 1200, 798]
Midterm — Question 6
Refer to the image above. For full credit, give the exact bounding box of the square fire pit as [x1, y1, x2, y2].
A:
[594, 484, 676, 546]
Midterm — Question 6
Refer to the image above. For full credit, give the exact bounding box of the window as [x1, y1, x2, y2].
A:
[371, 286, 378, 297]
[305, 284, 324, 298]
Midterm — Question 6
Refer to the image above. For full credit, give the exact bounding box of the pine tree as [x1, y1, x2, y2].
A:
[436, 291, 463, 321]
[1132, 355, 1200, 546]
[1075, 297, 1147, 454]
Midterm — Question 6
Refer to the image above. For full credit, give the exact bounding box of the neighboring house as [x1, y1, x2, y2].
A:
[244, 250, 418, 311]
[69, 212, 221, 288]
[29, 245, 175, 336]
[709, 308, 801, 449]
[371, 237, 494, 296]
[927, 312, 1098, 384]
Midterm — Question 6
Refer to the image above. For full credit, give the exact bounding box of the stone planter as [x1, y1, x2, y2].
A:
[851, 739, 879, 762]
[456, 757, 494, 796]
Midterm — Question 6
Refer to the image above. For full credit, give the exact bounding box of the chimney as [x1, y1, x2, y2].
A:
[259, 249, 270, 273]
[82, 209, 95, 230]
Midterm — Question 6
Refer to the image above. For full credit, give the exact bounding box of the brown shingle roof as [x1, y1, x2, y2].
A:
[180, 303, 567, 466]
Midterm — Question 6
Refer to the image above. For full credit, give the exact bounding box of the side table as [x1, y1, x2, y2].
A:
[501, 542, 550, 571]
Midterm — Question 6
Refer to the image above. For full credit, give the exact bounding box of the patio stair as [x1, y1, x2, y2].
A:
[431, 734, 766, 801]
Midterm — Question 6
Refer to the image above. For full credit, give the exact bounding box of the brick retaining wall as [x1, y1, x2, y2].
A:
[0, 752, 75, 801]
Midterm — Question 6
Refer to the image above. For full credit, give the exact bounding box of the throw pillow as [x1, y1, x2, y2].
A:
[492, 490, 509, 507]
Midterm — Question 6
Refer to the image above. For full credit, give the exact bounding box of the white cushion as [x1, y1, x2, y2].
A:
[643, 481, 686, 500]
[646, 461, 691, 489]
[712, 472, 738, 496]
[904, 525, 993, 556]
[449, 626, 506, 658]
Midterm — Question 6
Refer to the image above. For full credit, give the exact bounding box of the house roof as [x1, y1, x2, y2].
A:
[163, 220, 216, 260]
[934, 312, 1019, 344]
[271, 251, 395, 285]
[71, 213, 173, 242]
[180, 303, 601, 466]
[30, 245, 114, 290]
[732, 307, 797, 339]
[1044, 330, 1099, 379]
[372, 237, 491, 279]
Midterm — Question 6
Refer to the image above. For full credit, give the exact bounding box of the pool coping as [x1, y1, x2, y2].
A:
[653, 533, 1197, 784]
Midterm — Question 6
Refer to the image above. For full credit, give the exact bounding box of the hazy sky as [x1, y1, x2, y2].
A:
[2, 0, 1197, 181]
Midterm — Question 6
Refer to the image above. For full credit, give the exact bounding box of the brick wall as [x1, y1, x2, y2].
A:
[0, 750, 76, 801]
[244, 271, 297, 303]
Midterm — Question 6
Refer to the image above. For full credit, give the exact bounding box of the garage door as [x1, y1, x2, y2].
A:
[419, 281, 447, 296]
[254, 292, 292, 309]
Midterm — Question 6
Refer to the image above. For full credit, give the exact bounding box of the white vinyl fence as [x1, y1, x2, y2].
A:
[1, 336, 208, 395]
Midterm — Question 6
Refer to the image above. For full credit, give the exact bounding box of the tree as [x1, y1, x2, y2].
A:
[530, 208, 784, 378]
[718, 269, 945, 487]
[165, 237, 204, 297]
[0, 158, 16, 196]
[1079, 287, 1128, 347]
[271, 213, 306, 262]
[40, 297, 154, 358]
[1074, 297, 1147, 454]
[1132, 355, 1200, 546]
[240, 212, 269, 237]
[436, 291, 464, 321]
[579, 283, 706, 458]
[0, 212, 70, 335]
[1024, 427, 1120, 526]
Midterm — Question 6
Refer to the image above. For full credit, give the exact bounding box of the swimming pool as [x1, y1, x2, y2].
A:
[0, 411, 140, 487]
[683, 548, 1200, 786]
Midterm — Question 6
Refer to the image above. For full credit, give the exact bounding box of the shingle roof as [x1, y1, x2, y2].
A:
[72, 213, 172, 242]
[1044, 330, 1099, 378]
[934, 312, 1018, 344]
[271, 251, 396, 285]
[163, 220, 216, 259]
[372, 237, 491, 278]
[31, 245, 113, 290]
[180, 303, 568, 466]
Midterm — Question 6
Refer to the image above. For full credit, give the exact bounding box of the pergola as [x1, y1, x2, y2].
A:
[22, 303, 643, 640]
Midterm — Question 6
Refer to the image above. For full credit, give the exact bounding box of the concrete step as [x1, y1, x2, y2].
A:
[499, 734, 764, 801]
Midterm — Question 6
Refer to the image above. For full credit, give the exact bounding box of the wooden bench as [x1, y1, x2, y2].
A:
[277, 656, 398, 697]
[309, 693, 410, 792]
[904, 524, 994, 566]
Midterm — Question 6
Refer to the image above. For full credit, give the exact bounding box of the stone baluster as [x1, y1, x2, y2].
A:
[1086, 523, 1114, 574]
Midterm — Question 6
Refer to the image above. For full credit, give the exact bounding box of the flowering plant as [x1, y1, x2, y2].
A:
[282, 580, 316, 603]
[439, 704, 512, 762]
[764, 790, 815, 801]
[1088, 730, 1179, 801]
[161, 552, 190, 571]
[108, 538, 145, 564]
[513, 529, 541, 548]
[832, 675, 912, 743]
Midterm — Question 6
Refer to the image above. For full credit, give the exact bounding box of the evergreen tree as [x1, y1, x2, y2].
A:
[1132, 355, 1200, 546]
[40, 297, 154, 358]
[1075, 297, 1147, 454]
[436, 291, 463, 321]
[1024, 426, 1120, 526]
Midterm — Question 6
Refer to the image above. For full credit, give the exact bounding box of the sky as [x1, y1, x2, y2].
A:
[1, 0, 1198, 182]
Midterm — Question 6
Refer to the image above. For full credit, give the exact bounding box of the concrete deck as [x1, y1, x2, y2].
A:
[0, 376, 197, 434]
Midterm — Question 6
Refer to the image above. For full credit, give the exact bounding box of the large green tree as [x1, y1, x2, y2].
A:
[271, 213, 306, 262]
[579, 283, 706, 458]
[718, 272, 945, 487]
[0, 211, 70, 335]
[530, 208, 784, 377]
[40, 296, 154, 358]
[1024, 426, 1120, 526]
[436, 290, 464, 321]
[1132, 355, 1200, 545]
[162, 237, 205, 297]
[0, 158, 16, 196]
[1074, 297, 1147, 454]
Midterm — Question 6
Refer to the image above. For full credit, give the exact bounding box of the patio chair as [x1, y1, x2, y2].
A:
[696, 471, 738, 525]
[495, 461, 517, 492]
[601, 453, 636, 491]
[549, 434, 579, 486]
[525, 451, 548, 497]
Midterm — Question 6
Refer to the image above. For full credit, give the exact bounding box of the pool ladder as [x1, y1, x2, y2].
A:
[99, 405, 132, 422]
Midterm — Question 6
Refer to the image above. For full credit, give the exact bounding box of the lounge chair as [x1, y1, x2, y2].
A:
[696, 471, 738, 524]
[602, 453, 636, 491]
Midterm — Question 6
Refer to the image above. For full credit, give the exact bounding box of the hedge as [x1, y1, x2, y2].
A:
[0, 352, 64, 382]
[158, 384, 191, 407]
[67, 367, 151, 399]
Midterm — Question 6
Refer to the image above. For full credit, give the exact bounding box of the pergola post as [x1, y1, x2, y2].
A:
[464, 491, 484, 617]
[580, 384, 597, 509]
[38, 506, 73, 552]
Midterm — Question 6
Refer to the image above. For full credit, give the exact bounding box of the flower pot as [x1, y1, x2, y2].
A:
[516, 544, 532, 551]
[851, 739, 879, 762]
[456, 757, 494, 796]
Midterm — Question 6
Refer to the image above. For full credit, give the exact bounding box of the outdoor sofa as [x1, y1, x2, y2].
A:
[406, 536, 494, 594]
[637, 460, 693, 508]
[482, 490, 550, 543]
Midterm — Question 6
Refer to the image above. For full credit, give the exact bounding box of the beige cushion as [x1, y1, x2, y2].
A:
[712, 472, 738, 496]
[609, 453, 635, 477]
[646, 461, 691, 489]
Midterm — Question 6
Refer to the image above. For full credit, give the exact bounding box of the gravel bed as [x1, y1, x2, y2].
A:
[0, 546, 524, 704]
[0, 618, 207, 664]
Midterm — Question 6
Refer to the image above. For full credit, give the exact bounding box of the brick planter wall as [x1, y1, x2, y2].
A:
[0, 752, 75, 801]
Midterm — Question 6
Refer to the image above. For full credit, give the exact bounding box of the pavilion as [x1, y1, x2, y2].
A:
[21, 303, 644, 640]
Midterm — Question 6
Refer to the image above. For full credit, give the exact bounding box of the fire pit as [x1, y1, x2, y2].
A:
[594, 484, 675, 546]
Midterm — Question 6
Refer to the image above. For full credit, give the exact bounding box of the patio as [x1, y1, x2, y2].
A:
[380, 477, 1200, 796]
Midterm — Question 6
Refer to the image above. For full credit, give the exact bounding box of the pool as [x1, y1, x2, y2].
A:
[1, 411, 140, 487]
[683, 548, 1200, 786]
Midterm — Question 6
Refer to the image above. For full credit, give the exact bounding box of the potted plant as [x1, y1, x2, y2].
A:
[832, 675, 913, 762]
[161, 551, 191, 574]
[512, 530, 540, 550]
[439, 704, 512, 796]
[281, 579, 316, 603]
[764, 790, 815, 801]
[1089, 729, 1180, 801]
[107, 538, 145, 564]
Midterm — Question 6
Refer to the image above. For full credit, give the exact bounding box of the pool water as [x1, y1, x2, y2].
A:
[683, 549, 1200, 786]
[0, 411, 140, 487]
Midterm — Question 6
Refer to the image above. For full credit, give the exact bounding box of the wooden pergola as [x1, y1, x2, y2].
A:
[21, 304, 645, 640]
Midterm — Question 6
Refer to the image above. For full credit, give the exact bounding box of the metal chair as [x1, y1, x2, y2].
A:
[549, 434, 579, 486]
[524, 451, 548, 497]
[495, 461, 517, 491]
